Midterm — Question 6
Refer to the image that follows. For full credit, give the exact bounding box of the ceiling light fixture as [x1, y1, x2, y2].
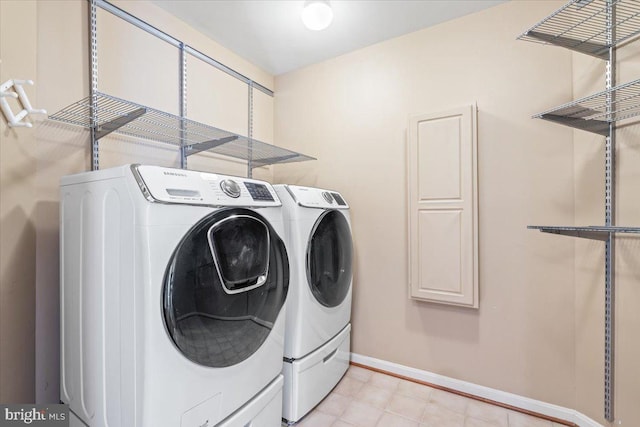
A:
[301, 0, 334, 31]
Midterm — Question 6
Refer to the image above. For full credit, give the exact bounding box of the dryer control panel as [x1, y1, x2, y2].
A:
[285, 185, 349, 209]
[132, 165, 281, 207]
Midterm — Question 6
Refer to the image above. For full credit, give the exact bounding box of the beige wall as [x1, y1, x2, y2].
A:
[0, 0, 38, 403]
[0, 0, 274, 403]
[274, 0, 579, 412]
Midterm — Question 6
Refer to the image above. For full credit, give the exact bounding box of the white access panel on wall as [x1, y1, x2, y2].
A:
[407, 104, 478, 308]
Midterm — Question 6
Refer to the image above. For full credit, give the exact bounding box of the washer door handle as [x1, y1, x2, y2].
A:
[221, 274, 268, 295]
[207, 214, 271, 295]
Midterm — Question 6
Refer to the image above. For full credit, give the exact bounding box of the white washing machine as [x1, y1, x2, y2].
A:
[60, 164, 290, 427]
[273, 185, 353, 424]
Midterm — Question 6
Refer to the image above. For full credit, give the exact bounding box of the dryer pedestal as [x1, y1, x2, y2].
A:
[217, 375, 284, 427]
[69, 376, 283, 427]
[282, 324, 351, 424]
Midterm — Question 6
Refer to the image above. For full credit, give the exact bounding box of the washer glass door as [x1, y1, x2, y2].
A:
[163, 208, 289, 367]
[306, 210, 352, 308]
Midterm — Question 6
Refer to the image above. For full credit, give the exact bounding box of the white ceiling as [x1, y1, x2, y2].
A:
[151, 0, 506, 76]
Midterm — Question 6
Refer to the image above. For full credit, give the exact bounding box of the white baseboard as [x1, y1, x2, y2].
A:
[350, 353, 603, 427]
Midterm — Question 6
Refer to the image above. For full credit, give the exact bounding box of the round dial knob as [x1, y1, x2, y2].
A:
[220, 179, 241, 198]
[322, 191, 334, 204]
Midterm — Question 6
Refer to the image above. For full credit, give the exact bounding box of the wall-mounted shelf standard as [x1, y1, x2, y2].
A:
[49, 92, 315, 169]
[518, 0, 640, 59]
[534, 78, 640, 135]
[528, 225, 640, 240]
[519, 0, 640, 422]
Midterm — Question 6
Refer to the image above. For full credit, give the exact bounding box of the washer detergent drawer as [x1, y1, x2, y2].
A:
[216, 375, 283, 427]
[282, 324, 351, 422]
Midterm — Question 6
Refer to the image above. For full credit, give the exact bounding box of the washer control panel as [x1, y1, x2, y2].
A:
[285, 185, 349, 209]
[133, 165, 280, 207]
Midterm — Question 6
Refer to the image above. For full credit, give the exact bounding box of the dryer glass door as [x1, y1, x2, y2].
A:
[306, 210, 352, 308]
[163, 208, 289, 368]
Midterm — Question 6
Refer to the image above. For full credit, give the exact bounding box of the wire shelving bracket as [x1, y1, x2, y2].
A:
[518, 0, 640, 59]
[528, 225, 640, 240]
[534, 78, 640, 134]
[49, 92, 315, 169]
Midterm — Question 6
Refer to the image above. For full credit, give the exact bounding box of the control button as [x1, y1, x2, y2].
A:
[244, 182, 274, 201]
[322, 191, 334, 203]
[331, 192, 347, 206]
[220, 179, 241, 198]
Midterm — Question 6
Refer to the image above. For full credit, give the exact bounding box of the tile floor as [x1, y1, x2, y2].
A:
[294, 365, 570, 427]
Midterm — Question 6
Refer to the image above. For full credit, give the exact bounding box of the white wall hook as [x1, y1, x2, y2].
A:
[0, 90, 18, 99]
[13, 80, 47, 115]
[0, 79, 47, 128]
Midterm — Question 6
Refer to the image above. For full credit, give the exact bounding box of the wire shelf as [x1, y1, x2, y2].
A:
[49, 92, 315, 168]
[534, 78, 640, 134]
[518, 0, 640, 58]
[529, 225, 640, 240]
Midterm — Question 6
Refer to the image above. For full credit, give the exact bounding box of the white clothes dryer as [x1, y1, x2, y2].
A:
[274, 185, 353, 424]
[60, 164, 290, 427]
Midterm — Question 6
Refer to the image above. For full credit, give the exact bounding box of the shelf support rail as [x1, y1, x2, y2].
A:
[603, 0, 616, 421]
[247, 80, 254, 178]
[89, 0, 99, 171]
[179, 42, 187, 169]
